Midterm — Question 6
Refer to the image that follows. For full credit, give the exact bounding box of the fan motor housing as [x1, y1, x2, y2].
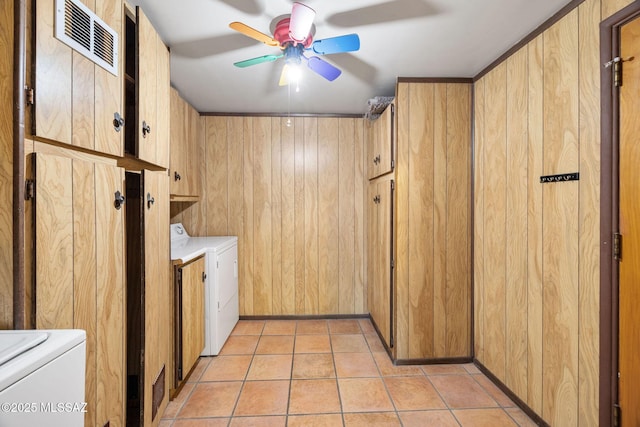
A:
[274, 18, 313, 47]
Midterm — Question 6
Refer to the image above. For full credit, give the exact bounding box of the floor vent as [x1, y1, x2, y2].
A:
[55, 0, 119, 76]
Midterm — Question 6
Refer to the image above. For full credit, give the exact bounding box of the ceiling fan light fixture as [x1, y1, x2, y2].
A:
[289, 2, 315, 42]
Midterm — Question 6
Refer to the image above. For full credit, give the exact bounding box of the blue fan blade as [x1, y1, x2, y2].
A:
[311, 34, 360, 55]
[234, 54, 283, 68]
[307, 57, 341, 81]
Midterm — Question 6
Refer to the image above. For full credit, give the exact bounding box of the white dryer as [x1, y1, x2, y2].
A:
[171, 223, 239, 355]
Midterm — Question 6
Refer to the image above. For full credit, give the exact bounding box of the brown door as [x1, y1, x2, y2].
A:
[618, 15, 640, 427]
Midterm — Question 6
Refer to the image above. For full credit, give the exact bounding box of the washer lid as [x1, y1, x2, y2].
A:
[0, 332, 48, 366]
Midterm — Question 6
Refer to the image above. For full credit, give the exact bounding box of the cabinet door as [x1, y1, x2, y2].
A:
[34, 0, 123, 155]
[142, 169, 171, 425]
[155, 33, 171, 169]
[33, 152, 125, 427]
[180, 257, 206, 380]
[170, 88, 187, 195]
[95, 162, 126, 427]
[367, 178, 394, 349]
[137, 7, 158, 163]
[366, 105, 395, 180]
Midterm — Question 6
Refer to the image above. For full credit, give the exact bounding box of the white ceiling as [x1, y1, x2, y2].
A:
[129, 0, 572, 115]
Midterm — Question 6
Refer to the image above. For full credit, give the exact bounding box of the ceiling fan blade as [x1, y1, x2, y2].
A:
[307, 57, 341, 81]
[229, 21, 280, 47]
[311, 34, 360, 55]
[234, 54, 283, 68]
[289, 2, 315, 42]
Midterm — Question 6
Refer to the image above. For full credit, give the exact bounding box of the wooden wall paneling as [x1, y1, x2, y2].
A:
[293, 117, 306, 313]
[34, 153, 74, 329]
[35, 0, 72, 144]
[394, 82, 410, 359]
[602, 0, 634, 19]
[156, 38, 170, 169]
[526, 35, 544, 415]
[483, 62, 507, 381]
[445, 83, 471, 357]
[72, 52, 94, 150]
[353, 119, 366, 313]
[473, 78, 486, 362]
[0, 0, 13, 329]
[205, 117, 228, 234]
[577, 0, 601, 424]
[190, 115, 207, 235]
[226, 117, 244, 312]
[72, 160, 97, 426]
[407, 82, 435, 359]
[94, 0, 122, 157]
[542, 10, 580, 426]
[187, 106, 200, 196]
[505, 49, 529, 397]
[280, 118, 296, 315]
[304, 117, 319, 314]
[339, 118, 356, 313]
[318, 118, 340, 314]
[252, 117, 272, 315]
[242, 117, 254, 314]
[137, 7, 157, 163]
[271, 118, 283, 314]
[95, 162, 125, 427]
[433, 83, 447, 358]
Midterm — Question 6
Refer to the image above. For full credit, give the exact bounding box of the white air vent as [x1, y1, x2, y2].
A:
[55, 0, 119, 76]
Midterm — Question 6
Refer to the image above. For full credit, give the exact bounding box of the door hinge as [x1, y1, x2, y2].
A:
[613, 232, 622, 261]
[613, 403, 621, 427]
[24, 179, 35, 201]
[604, 56, 634, 87]
[25, 86, 34, 106]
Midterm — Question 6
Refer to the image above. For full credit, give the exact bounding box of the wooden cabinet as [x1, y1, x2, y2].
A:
[31, 151, 125, 427]
[135, 7, 170, 168]
[170, 88, 201, 198]
[174, 256, 205, 387]
[367, 103, 394, 180]
[367, 175, 394, 348]
[32, 0, 123, 156]
[125, 169, 171, 427]
[366, 80, 472, 362]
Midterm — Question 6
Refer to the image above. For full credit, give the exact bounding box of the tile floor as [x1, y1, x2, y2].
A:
[160, 318, 537, 427]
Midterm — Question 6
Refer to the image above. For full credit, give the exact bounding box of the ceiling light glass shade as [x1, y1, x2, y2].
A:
[289, 2, 315, 42]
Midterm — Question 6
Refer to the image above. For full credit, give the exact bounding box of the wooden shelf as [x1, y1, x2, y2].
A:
[170, 195, 200, 203]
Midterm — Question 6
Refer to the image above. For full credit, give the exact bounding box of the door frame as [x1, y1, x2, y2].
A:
[600, 2, 640, 426]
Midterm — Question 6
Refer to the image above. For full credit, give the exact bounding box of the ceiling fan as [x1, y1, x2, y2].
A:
[229, 2, 360, 85]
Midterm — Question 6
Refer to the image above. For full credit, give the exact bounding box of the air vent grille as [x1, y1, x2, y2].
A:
[55, 0, 118, 75]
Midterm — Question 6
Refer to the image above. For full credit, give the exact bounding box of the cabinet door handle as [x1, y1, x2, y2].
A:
[113, 112, 125, 132]
[142, 120, 151, 138]
[147, 193, 155, 209]
[114, 191, 125, 210]
[174, 171, 182, 181]
[373, 155, 380, 165]
[202, 272, 207, 282]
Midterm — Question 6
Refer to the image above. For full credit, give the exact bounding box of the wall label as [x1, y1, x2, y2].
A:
[540, 172, 579, 183]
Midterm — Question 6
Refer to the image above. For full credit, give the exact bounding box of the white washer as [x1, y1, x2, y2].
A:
[0, 329, 86, 427]
[171, 223, 239, 356]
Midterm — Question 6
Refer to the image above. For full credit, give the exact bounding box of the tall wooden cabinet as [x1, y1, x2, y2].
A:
[366, 80, 472, 362]
[31, 152, 126, 427]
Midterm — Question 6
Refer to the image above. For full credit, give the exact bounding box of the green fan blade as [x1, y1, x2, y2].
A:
[233, 54, 283, 68]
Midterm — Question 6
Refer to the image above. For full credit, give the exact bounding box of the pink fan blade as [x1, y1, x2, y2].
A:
[289, 2, 315, 42]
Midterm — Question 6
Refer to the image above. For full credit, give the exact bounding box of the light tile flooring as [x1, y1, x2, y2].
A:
[160, 319, 537, 427]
